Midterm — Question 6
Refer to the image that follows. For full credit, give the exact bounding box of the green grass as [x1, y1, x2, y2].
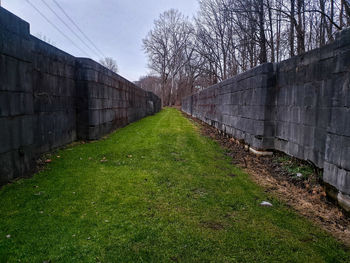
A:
[0, 108, 349, 262]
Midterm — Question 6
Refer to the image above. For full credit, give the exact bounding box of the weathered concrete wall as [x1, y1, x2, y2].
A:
[0, 7, 161, 184]
[183, 63, 276, 151]
[32, 37, 77, 153]
[75, 58, 161, 140]
[274, 31, 350, 198]
[182, 28, 350, 204]
[0, 8, 34, 184]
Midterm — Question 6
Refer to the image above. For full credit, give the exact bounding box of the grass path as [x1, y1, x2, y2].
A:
[0, 108, 349, 262]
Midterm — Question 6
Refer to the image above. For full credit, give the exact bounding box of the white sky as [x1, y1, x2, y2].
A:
[2, 0, 198, 81]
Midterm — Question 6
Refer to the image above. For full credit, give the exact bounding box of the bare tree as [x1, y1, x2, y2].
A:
[136, 75, 162, 98]
[142, 0, 349, 104]
[195, 0, 240, 82]
[143, 9, 194, 106]
[99, 57, 118, 73]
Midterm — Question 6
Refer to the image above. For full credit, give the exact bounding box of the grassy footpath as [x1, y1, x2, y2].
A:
[0, 108, 349, 262]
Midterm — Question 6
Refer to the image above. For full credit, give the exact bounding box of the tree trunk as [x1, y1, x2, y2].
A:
[296, 0, 305, 55]
[319, 0, 326, 46]
[258, 0, 267, 63]
[267, 0, 275, 63]
[290, 0, 295, 57]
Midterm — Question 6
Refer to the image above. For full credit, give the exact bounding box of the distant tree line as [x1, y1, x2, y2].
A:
[141, 0, 350, 106]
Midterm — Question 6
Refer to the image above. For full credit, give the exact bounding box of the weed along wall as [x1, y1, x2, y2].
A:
[182, 28, 350, 210]
[0, 7, 161, 184]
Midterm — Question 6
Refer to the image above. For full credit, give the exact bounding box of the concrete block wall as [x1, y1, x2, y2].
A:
[0, 8, 34, 184]
[182, 28, 350, 204]
[273, 29, 350, 198]
[322, 30, 350, 196]
[76, 58, 161, 140]
[183, 63, 276, 150]
[0, 7, 161, 184]
[32, 37, 77, 153]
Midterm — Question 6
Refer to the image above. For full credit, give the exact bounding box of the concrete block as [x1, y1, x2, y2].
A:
[301, 107, 317, 126]
[9, 92, 33, 116]
[0, 55, 17, 91]
[336, 168, 350, 195]
[0, 7, 30, 36]
[0, 117, 12, 153]
[325, 133, 342, 165]
[0, 91, 10, 116]
[334, 49, 350, 73]
[341, 136, 350, 171]
[315, 108, 331, 129]
[0, 30, 31, 60]
[328, 107, 350, 136]
[20, 115, 34, 147]
[0, 151, 14, 183]
[78, 68, 98, 82]
[89, 110, 100, 126]
[313, 128, 327, 153]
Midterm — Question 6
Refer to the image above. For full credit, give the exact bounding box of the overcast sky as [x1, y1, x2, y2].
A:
[2, 0, 198, 81]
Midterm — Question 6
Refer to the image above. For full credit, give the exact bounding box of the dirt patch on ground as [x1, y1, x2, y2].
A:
[201, 220, 225, 230]
[183, 112, 350, 247]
